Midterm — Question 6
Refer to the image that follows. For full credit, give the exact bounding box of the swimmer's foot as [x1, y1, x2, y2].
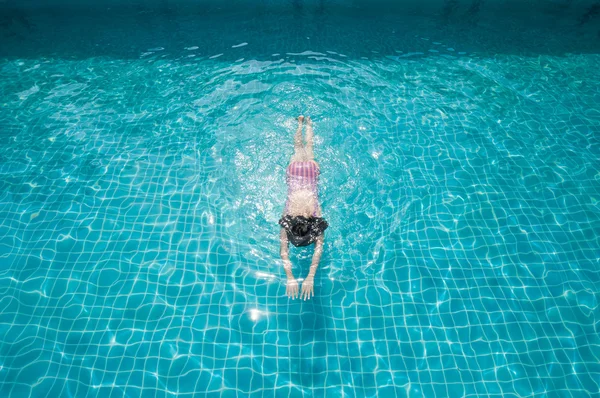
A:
[298, 115, 304, 125]
[306, 116, 312, 126]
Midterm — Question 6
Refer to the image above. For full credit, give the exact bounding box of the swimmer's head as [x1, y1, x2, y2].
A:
[279, 215, 328, 247]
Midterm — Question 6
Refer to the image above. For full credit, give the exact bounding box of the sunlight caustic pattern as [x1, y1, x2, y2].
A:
[0, 3, 599, 397]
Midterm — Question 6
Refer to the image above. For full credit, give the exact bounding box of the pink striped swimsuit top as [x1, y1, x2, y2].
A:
[285, 161, 320, 216]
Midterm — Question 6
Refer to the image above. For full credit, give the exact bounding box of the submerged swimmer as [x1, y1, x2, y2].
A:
[279, 116, 328, 300]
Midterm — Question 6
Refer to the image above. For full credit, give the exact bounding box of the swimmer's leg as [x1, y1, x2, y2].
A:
[294, 115, 304, 152]
[291, 115, 305, 162]
[304, 116, 314, 160]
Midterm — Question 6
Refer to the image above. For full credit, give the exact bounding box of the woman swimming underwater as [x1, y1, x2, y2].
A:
[279, 116, 328, 301]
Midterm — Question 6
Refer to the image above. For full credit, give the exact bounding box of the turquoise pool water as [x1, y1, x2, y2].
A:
[1, 1, 599, 397]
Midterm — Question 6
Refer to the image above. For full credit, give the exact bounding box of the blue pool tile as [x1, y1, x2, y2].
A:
[1, 2, 599, 397]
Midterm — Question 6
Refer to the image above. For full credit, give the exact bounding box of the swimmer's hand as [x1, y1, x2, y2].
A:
[300, 276, 314, 300]
[286, 277, 299, 299]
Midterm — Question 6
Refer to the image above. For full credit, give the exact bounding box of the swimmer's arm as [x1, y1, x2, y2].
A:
[306, 235, 324, 279]
[280, 228, 295, 279]
[281, 228, 299, 299]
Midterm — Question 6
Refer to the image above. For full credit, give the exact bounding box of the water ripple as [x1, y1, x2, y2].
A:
[1, 4, 600, 398]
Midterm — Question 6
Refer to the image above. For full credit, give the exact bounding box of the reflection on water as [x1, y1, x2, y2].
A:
[0, 1, 599, 397]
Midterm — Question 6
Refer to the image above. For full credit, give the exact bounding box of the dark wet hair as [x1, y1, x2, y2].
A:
[279, 215, 328, 247]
